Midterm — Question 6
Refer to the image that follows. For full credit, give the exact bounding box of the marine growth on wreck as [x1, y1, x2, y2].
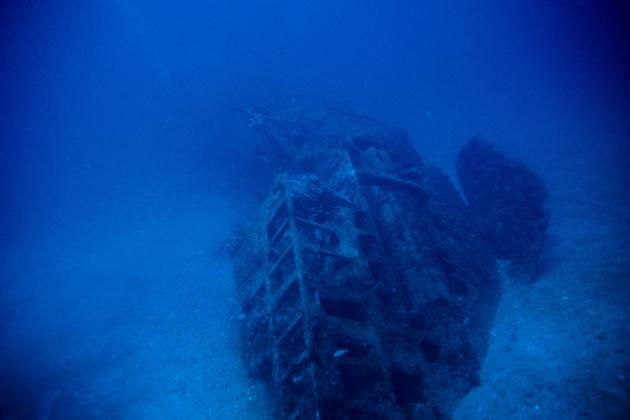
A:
[228, 104, 550, 419]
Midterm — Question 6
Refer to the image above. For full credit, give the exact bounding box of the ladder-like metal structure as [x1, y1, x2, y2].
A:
[237, 176, 407, 419]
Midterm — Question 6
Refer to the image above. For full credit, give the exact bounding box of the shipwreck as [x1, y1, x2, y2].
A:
[228, 103, 547, 419]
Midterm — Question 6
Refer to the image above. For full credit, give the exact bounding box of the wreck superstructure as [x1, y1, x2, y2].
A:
[230, 104, 499, 419]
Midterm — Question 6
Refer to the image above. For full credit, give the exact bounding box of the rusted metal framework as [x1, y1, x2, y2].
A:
[230, 104, 499, 419]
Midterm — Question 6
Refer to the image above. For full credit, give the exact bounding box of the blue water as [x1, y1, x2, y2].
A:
[1, 1, 629, 418]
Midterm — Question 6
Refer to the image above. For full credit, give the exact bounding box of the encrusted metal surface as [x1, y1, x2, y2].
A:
[230, 105, 500, 419]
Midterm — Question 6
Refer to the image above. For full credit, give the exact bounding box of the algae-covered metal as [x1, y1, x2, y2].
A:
[230, 104, 500, 419]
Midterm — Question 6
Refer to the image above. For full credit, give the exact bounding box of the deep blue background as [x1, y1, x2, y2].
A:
[1, 1, 629, 418]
